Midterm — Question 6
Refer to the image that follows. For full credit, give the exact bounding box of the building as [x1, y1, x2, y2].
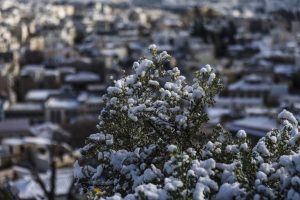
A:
[225, 116, 277, 139]
[64, 71, 101, 91]
[29, 122, 70, 141]
[45, 97, 80, 124]
[4, 103, 44, 124]
[25, 89, 61, 103]
[0, 145, 11, 169]
[227, 74, 289, 104]
[77, 92, 102, 116]
[215, 96, 264, 109]
[0, 99, 4, 121]
[0, 119, 31, 140]
[265, 0, 300, 13]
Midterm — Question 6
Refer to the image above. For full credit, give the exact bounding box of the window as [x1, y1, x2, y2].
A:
[50, 110, 61, 123]
[37, 147, 46, 155]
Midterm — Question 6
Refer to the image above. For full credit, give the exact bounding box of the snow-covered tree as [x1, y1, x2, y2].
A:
[74, 45, 300, 200]
[80, 44, 222, 153]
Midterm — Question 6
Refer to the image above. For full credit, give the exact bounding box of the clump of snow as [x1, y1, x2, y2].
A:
[208, 73, 216, 85]
[164, 177, 183, 191]
[107, 86, 122, 95]
[159, 51, 170, 61]
[135, 183, 167, 200]
[134, 59, 153, 77]
[148, 44, 157, 51]
[226, 145, 239, 154]
[192, 87, 205, 99]
[278, 109, 298, 125]
[167, 144, 177, 153]
[255, 140, 270, 157]
[148, 80, 159, 86]
[205, 64, 212, 72]
[92, 165, 103, 180]
[200, 68, 207, 74]
[73, 161, 85, 179]
[236, 130, 247, 138]
[216, 182, 244, 200]
[175, 115, 187, 128]
[128, 104, 146, 122]
[106, 194, 122, 200]
[240, 143, 248, 151]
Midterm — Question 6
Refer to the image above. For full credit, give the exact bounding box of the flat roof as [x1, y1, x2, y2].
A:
[6, 103, 43, 112]
[225, 116, 277, 137]
[25, 89, 61, 101]
[46, 97, 80, 109]
[0, 118, 30, 134]
[2, 137, 52, 146]
[65, 71, 100, 82]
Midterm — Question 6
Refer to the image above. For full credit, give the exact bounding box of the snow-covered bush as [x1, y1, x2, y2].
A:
[84, 45, 222, 152]
[74, 45, 300, 199]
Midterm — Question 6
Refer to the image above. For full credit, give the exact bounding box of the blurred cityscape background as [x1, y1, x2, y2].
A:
[0, 0, 300, 199]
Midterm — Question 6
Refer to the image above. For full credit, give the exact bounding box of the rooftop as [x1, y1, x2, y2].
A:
[6, 103, 43, 112]
[225, 116, 277, 137]
[46, 97, 80, 109]
[0, 118, 30, 135]
[20, 64, 44, 76]
[25, 89, 61, 102]
[228, 74, 272, 91]
[30, 122, 70, 139]
[2, 137, 52, 146]
[65, 71, 100, 82]
[215, 96, 264, 106]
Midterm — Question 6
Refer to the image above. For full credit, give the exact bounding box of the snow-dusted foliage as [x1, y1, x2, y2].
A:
[81, 45, 221, 154]
[75, 46, 300, 199]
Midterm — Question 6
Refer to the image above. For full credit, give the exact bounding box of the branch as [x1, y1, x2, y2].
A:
[145, 119, 167, 142]
[67, 178, 76, 200]
[49, 145, 56, 200]
[27, 148, 49, 197]
[32, 170, 49, 197]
